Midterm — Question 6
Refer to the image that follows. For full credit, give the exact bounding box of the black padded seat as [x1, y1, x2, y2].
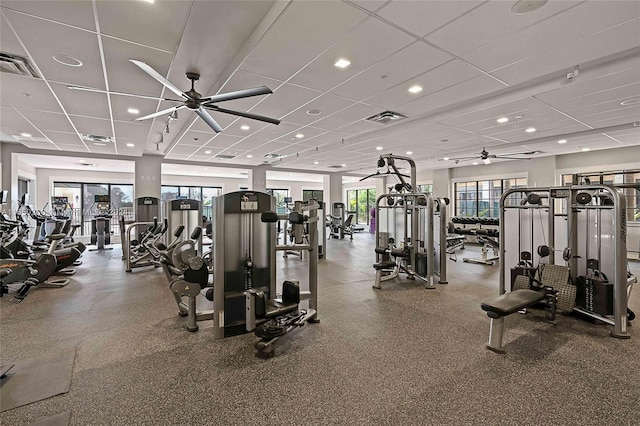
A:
[264, 299, 298, 319]
[0, 268, 12, 279]
[481, 290, 547, 318]
[373, 261, 397, 270]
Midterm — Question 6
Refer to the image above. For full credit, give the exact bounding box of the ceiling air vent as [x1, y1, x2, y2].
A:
[0, 52, 40, 78]
[366, 110, 407, 125]
[215, 154, 236, 159]
[264, 153, 285, 159]
[81, 134, 113, 143]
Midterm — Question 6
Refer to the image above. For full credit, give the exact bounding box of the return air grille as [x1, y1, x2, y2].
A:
[0, 52, 40, 78]
[365, 110, 407, 125]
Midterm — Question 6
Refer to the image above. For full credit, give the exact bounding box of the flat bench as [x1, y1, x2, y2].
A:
[480, 288, 551, 353]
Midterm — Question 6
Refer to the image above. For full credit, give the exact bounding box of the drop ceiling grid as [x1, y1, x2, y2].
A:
[288, 15, 417, 93]
[239, 1, 369, 81]
[463, 1, 640, 76]
[19, 110, 76, 133]
[424, 0, 582, 58]
[3, 10, 105, 89]
[50, 84, 110, 119]
[490, 18, 640, 86]
[0, 73, 63, 112]
[1, 1, 96, 31]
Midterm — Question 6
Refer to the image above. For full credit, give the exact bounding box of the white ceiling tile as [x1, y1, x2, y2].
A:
[203, 134, 244, 150]
[1, 0, 96, 31]
[464, 1, 640, 75]
[3, 9, 104, 88]
[69, 116, 112, 137]
[0, 12, 27, 56]
[399, 74, 506, 116]
[426, 1, 581, 57]
[365, 60, 483, 109]
[0, 73, 63, 112]
[289, 17, 415, 92]
[377, 0, 483, 37]
[169, 144, 202, 156]
[250, 83, 320, 120]
[19, 140, 57, 150]
[114, 121, 151, 144]
[0, 106, 32, 129]
[330, 41, 453, 101]
[50, 82, 110, 119]
[491, 18, 640, 85]
[350, 0, 389, 13]
[96, 0, 191, 52]
[56, 144, 90, 153]
[19, 110, 76, 133]
[240, 1, 368, 80]
[282, 94, 355, 126]
[312, 102, 382, 130]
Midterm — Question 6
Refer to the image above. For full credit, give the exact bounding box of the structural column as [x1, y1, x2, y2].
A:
[329, 172, 343, 210]
[134, 155, 162, 219]
[251, 164, 268, 192]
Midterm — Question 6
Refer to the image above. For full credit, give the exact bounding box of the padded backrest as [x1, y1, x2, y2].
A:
[539, 264, 570, 291]
[282, 280, 300, 305]
[344, 214, 353, 227]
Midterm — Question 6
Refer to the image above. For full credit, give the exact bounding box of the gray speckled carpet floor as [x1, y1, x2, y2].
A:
[1, 233, 639, 425]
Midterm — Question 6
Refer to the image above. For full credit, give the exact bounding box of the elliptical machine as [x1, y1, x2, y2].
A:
[90, 195, 114, 251]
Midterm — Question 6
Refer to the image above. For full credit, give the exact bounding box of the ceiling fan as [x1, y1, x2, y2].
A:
[444, 147, 542, 165]
[69, 59, 280, 133]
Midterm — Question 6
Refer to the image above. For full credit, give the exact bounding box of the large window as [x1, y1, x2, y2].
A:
[267, 188, 289, 214]
[161, 185, 222, 220]
[562, 169, 640, 222]
[454, 178, 527, 217]
[302, 189, 323, 203]
[346, 188, 376, 224]
[53, 182, 133, 235]
[418, 184, 433, 194]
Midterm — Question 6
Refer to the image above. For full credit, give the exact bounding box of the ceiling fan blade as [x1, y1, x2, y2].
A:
[359, 172, 380, 181]
[67, 85, 183, 102]
[495, 156, 533, 160]
[201, 86, 272, 104]
[204, 105, 280, 125]
[129, 59, 187, 99]
[443, 156, 477, 161]
[195, 107, 223, 133]
[135, 105, 185, 121]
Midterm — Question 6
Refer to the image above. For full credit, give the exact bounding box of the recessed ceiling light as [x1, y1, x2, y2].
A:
[525, 127, 536, 133]
[141, 0, 154, 3]
[376, 146, 383, 151]
[240, 125, 250, 130]
[313, 161, 320, 165]
[334, 58, 351, 69]
[581, 147, 590, 152]
[511, 0, 548, 15]
[247, 154, 253, 158]
[52, 54, 83, 67]
[20, 132, 32, 138]
[408, 85, 423, 94]
[406, 151, 413, 155]
[443, 157, 450, 161]
[472, 162, 479, 165]
[620, 98, 640, 106]
[557, 139, 567, 144]
[514, 115, 524, 119]
[295, 133, 304, 139]
[341, 164, 347, 167]
[93, 142, 106, 146]
[497, 117, 509, 124]
[306, 109, 322, 116]
[127, 108, 139, 115]
[204, 150, 212, 154]
[126, 143, 135, 147]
